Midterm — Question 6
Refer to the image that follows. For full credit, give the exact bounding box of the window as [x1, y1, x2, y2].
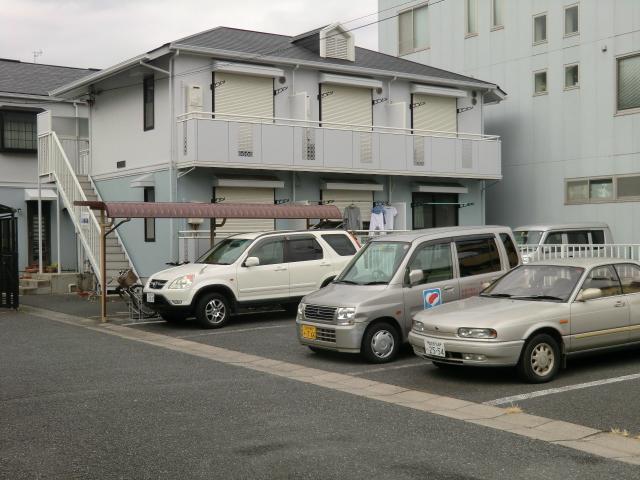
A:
[249, 237, 284, 266]
[614, 264, 640, 294]
[455, 237, 501, 278]
[617, 54, 640, 112]
[143, 75, 154, 131]
[580, 265, 622, 298]
[564, 4, 579, 36]
[491, 0, 504, 29]
[565, 64, 579, 89]
[590, 178, 613, 201]
[0, 110, 37, 152]
[286, 237, 323, 263]
[591, 230, 605, 245]
[143, 187, 155, 242]
[534, 70, 548, 95]
[499, 233, 519, 268]
[465, 0, 478, 36]
[566, 231, 589, 245]
[566, 177, 615, 204]
[407, 242, 453, 285]
[198, 238, 252, 265]
[398, 4, 429, 55]
[617, 175, 640, 199]
[321, 234, 356, 256]
[533, 14, 547, 44]
[544, 233, 564, 245]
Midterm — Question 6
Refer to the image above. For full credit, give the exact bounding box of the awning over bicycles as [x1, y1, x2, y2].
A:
[73, 201, 342, 220]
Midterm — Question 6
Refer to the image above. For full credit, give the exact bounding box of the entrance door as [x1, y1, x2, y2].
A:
[27, 201, 51, 267]
[0, 206, 18, 308]
[412, 193, 458, 230]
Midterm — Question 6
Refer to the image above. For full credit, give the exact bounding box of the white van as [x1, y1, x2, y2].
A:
[513, 223, 613, 263]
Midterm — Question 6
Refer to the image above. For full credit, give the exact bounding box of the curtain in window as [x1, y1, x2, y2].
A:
[398, 10, 413, 55]
[413, 6, 429, 50]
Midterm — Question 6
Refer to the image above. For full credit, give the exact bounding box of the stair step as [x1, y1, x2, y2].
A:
[107, 261, 131, 270]
[105, 246, 123, 254]
[106, 254, 127, 263]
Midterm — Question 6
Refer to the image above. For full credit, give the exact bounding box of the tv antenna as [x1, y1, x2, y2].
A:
[32, 50, 43, 63]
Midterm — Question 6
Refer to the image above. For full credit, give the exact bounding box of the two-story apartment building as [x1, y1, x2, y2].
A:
[379, 0, 640, 242]
[45, 23, 505, 278]
[0, 58, 93, 271]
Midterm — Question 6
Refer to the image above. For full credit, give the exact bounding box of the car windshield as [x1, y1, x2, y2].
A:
[336, 241, 410, 285]
[514, 230, 543, 246]
[482, 265, 584, 302]
[197, 238, 252, 265]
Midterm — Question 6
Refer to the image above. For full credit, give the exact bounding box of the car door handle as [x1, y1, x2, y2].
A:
[274, 266, 288, 271]
[614, 301, 626, 308]
[443, 285, 454, 291]
[319, 262, 331, 267]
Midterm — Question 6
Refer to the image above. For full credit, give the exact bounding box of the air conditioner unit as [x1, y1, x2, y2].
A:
[186, 85, 203, 111]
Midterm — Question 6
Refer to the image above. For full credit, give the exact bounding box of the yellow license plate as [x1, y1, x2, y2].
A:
[301, 325, 316, 340]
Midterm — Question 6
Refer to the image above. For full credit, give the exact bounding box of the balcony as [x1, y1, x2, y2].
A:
[177, 112, 501, 179]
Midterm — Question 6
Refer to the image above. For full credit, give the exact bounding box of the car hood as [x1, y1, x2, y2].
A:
[302, 282, 388, 307]
[413, 296, 568, 332]
[149, 263, 230, 281]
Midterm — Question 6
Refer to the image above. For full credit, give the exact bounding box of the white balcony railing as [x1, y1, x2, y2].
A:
[520, 244, 640, 263]
[177, 112, 502, 178]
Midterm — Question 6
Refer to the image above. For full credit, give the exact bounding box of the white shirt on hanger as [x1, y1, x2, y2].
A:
[383, 206, 398, 231]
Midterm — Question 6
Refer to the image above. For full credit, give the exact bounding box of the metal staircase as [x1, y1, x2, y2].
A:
[37, 127, 137, 289]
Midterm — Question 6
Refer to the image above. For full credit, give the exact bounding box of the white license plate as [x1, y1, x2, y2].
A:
[146, 293, 155, 303]
[424, 338, 446, 358]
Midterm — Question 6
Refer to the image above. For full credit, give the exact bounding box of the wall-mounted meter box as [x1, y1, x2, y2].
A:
[186, 85, 203, 111]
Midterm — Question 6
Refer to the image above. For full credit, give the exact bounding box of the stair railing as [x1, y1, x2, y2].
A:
[38, 131, 102, 286]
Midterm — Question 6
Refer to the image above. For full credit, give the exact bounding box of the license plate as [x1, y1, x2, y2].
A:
[301, 325, 316, 340]
[424, 338, 446, 358]
[146, 293, 155, 303]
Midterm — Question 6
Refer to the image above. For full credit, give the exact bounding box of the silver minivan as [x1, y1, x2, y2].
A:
[514, 222, 613, 263]
[296, 226, 521, 363]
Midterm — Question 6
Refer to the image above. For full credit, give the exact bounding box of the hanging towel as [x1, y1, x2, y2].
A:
[383, 206, 398, 231]
[343, 205, 361, 230]
[369, 212, 385, 236]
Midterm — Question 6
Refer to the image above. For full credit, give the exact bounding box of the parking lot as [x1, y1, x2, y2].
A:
[110, 308, 640, 436]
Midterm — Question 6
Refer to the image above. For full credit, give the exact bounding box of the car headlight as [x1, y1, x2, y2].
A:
[168, 274, 194, 289]
[336, 307, 356, 325]
[412, 319, 425, 332]
[457, 328, 497, 339]
[297, 303, 305, 320]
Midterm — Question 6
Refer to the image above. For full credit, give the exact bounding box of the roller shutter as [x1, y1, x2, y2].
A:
[213, 187, 275, 237]
[320, 84, 372, 129]
[322, 189, 373, 227]
[213, 72, 274, 117]
[412, 94, 457, 133]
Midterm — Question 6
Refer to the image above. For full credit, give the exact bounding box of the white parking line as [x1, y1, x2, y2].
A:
[347, 361, 428, 376]
[484, 373, 640, 406]
[178, 324, 290, 338]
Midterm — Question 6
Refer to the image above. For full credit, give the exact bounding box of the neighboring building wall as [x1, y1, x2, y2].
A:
[0, 97, 83, 270]
[380, 0, 640, 242]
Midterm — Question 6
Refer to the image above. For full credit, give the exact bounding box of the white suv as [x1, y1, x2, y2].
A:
[143, 230, 359, 328]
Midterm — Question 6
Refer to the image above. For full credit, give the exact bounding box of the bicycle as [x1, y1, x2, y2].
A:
[116, 269, 157, 319]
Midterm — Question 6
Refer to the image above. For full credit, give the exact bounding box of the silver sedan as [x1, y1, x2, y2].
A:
[409, 258, 640, 382]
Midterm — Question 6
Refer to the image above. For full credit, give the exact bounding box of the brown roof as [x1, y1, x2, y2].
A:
[75, 201, 342, 219]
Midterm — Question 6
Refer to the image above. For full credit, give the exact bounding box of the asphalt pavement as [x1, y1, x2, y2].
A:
[2, 305, 640, 479]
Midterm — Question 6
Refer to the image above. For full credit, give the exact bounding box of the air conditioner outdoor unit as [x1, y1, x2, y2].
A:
[186, 85, 203, 111]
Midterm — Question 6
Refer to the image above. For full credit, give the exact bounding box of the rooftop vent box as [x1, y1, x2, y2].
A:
[291, 23, 355, 62]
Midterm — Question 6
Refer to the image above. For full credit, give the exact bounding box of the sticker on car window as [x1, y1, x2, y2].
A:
[423, 288, 443, 309]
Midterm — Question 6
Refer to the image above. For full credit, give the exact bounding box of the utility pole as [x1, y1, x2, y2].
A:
[32, 50, 43, 63]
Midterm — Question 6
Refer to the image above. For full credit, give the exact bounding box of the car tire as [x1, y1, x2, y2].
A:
[361, 322, 400, 364]
[160, 313, 187, 324]
[517, 333, 561, 383]
[195, 293, 230, 329]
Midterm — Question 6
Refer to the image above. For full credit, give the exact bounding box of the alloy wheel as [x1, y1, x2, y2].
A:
[530, 342, 555, 377]
[371, 330, 395, 359]
[205, 299, 226, 324]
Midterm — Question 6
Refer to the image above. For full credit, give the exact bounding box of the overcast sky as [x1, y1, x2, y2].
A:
[1, 0, 381, 69]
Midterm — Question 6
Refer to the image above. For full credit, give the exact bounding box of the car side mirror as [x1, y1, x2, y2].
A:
[244, 256, 260, 267]
[576, 288, 602, 302]
[409, 269, 424, 285]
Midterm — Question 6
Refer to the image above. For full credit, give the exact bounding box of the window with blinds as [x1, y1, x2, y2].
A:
[618, 54, 640, 112]
[411, 94, 457, 134]
[320, 84, 372, 130]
